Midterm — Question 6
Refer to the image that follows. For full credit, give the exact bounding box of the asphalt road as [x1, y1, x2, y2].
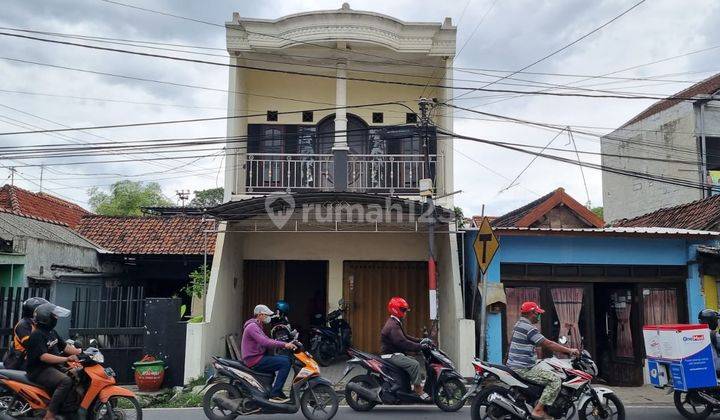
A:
[143, 405, 687, 420]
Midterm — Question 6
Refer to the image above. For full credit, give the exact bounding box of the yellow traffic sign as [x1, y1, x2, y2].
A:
[474, 217, 499, 274]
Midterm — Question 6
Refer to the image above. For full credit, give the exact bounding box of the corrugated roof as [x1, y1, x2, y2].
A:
[612, 195, 720, 231]
[0, 211, 100, 249]
[77, 215, 215, 255]
[621, 72, 720, 127]
[487, 226, 720, 237]
[0, 184, 91, 228]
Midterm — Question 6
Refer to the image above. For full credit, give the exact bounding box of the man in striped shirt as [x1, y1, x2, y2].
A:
[508, 301, 578, 420]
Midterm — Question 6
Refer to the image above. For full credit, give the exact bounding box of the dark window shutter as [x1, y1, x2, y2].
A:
[247, 124, 262, 153]
[284, 125, 298, 154]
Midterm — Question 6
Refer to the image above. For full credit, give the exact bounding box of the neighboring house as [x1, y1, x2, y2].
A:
[185, 5, 472, 381]
[77, 215, 216, 301]
[463, 189, 720, 386]
[601, 73, 720, 223]
[0, 184, 91, 229]
[612, 194, 720, 314]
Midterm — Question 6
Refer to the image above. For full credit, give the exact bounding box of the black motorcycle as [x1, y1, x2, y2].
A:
[203, 335, 338, 420]
[341, 340, 467, 412]
[308, 299, 351, 366]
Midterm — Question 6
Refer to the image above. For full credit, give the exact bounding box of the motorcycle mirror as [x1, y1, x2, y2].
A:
[558, 336, 568, 345]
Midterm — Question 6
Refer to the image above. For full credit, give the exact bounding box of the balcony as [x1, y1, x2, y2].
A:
[246, 153, 438, 194]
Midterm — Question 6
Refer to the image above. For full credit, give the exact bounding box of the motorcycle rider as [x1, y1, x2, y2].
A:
[698, 309, 720, 372]
[2, 297, 48, 370]
[380, 297, 432, 400]
[241, 304, 297, 403]
[508, 301, 579, 420]
[25, 302, 81, 420]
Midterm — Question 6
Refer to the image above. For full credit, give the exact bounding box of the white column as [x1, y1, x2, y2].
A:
[334, 60, 348, 150]
[437, 57, 454, 202]
[224, 56, 248, 201]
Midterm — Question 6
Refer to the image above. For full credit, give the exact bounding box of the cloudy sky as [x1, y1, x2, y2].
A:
[1, 0, 717, 218]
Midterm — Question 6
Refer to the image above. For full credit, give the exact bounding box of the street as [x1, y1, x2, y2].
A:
[143, 405, 686, 419]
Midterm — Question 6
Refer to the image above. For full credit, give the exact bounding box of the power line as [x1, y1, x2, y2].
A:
[450, 0, 648, 101]
[454, 0, 499, 59]
[1, 31, 709, 102]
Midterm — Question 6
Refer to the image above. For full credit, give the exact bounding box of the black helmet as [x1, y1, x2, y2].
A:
[34, 303, 71, 330]
[699, 309, 720, 330]
[276, 300, 290, 315]
[22, 297, 48, 318]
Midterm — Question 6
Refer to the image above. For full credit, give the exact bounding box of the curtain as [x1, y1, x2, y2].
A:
[616, 305, 633, 357]
[643, 289, 678, 325]
[551, 288, 584, 351]
[505, 287, 541, 344]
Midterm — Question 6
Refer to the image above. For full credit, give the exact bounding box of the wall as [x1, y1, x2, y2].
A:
[0, 255, 25, 287]
[463, 231, 708, 363]
[601, 101, 702, 223]
[18, 237, 101, 280]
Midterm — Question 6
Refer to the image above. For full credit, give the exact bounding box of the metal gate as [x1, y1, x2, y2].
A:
[343, 261, 429, 354]
[0, 286, 51, 355]
[69, 286, 145, 384]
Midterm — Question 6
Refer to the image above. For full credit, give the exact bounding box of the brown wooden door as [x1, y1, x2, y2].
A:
[343, 261, 429, 353]
[243, 260, 284, 321]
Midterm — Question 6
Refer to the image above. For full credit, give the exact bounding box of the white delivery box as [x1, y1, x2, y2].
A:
[643, 324, 716, 390]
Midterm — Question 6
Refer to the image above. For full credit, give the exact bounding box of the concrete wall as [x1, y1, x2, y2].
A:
[601, 102, 703, 223]
[16, 237, 101, 282]
[463, 231, 712, 364]
[185, 227, 473, 381]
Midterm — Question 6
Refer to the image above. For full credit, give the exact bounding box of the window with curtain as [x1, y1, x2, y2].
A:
[551, 288, 584, 351]
[611, 291, 634, 358]
[505, 287, 541, 346]
[643, 288, 678, 325]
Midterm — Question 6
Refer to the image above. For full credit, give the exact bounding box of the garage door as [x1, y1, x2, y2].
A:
[343, 261, 429, 354]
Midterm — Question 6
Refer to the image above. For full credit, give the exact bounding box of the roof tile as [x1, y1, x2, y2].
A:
[612, 195, 720, 230]
[0, 184, 91, 228]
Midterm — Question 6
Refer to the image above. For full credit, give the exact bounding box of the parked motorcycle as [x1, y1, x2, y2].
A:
[308, 299, 351, 367]
[0, 345, 141, 419]
[270, 301, 293, 344]
[342, 338, 467, 412]
[469, 339, 624, 420]
[672, 388, 720, 419]
[203, 333, 339, 420]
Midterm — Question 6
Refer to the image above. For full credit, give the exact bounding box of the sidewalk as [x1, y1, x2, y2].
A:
[611, 385, 674, 406]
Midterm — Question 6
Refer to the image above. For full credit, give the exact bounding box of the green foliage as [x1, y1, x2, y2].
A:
[591, 206, 604, 220]
[190, 187, 224, 207]
[88, 181, 173, 216]
[188, 315, 204, 323]
[454, 206, 466, 228]
[182, 264, 210, 299]
[180, 304, 187, 319]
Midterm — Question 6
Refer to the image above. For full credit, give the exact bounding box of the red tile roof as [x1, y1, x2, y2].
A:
[471, 215, 496, 228]
[0, 184, 91, 228]
[491, 188, 604, 228]
[612, 195, 720, 231]
[77, 215, 216, 255]
[622, 73, 720, 127]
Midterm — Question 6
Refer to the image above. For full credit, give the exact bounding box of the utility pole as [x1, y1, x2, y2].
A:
[176, 189, 190, 207]
[39, 165, 44, 193]
[419, 98, 438, 340]
[9, 167, 15, 186]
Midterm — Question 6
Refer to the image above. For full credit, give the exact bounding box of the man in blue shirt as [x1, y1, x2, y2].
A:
[508, 301, 578, 420]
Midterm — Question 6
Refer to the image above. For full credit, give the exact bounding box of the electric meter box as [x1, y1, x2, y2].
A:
[643, 324, 717, 391]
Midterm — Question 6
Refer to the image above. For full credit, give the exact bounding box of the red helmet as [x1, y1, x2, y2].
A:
[388, 297, 410, 318]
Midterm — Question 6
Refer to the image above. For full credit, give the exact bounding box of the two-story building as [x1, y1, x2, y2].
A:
[184, 5, 475, 381]
[601, 73, 720, 223]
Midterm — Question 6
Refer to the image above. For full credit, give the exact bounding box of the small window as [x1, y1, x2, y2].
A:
[302, 111, 314, 122]
[406, 113, 418, 124]
[266, 110, 278, 122]
[372, 112, 384, 124]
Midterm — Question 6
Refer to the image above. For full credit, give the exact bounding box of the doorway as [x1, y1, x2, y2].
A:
[284, 261, 328, 343]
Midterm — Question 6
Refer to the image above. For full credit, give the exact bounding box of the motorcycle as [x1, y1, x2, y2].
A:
[342, 338, 467, 412]
[672, 388, 720, 420]
[270, 311, 293, 344]
[468, 338, 624, 420]
[202, 332, 339, 420]
[308, 299, 351, 367]
[0, 344, 141, 419]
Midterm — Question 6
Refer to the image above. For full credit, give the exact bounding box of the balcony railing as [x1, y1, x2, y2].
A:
[245, 153, 437, 194]
[347, 154, 437, 193]
[246, 153, 334, 193]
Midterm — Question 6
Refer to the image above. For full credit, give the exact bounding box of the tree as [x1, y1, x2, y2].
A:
[454, 206, 466, 228]
[591, 206, 604, 220]
[88, 181, 173, 216]
[190, 187, 224, 208]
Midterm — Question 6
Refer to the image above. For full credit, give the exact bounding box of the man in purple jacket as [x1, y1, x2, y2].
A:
[242, 304, 297, 403]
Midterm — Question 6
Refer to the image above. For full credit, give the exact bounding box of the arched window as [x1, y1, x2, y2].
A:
[316, 114, 370, 154]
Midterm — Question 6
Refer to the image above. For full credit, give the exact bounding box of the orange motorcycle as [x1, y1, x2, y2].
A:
[0, 347, 141, 419]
